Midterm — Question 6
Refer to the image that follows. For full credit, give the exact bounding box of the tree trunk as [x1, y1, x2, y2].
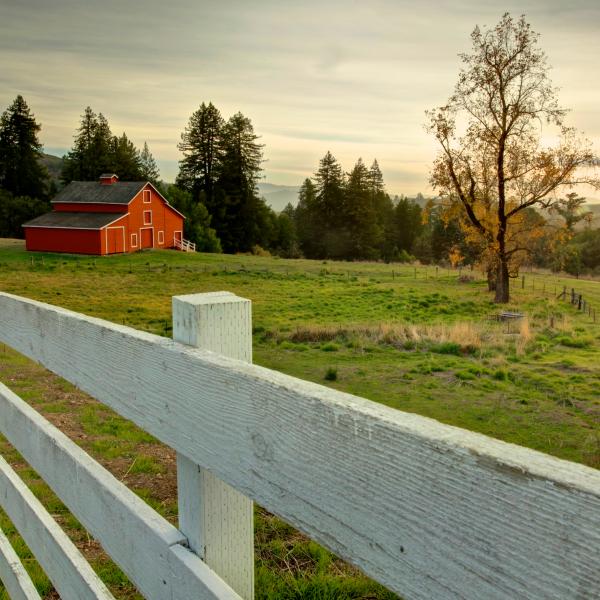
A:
[487, 267, 497, 292]
[495, 258, 510, 303]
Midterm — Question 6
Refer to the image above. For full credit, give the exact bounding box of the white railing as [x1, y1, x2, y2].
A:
[174, 237, 196, 252]
[0, 290, 598, 599]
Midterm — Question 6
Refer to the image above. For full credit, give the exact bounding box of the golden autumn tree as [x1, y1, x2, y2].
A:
[427, 13, 598, 302]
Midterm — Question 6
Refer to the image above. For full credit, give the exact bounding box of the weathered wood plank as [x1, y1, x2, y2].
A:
[1, 291, 600, 599]
[0, 381, 242, 600]
[0, 525, 40, 600]
[0, 454, 114, 599]
[174, 292, 254, 600]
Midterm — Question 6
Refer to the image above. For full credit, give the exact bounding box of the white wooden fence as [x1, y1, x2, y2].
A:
[0, 290, 599, 599]
[174, 237, 196, 252]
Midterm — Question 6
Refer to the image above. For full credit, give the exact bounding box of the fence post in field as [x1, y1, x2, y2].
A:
[172, 291, 254, 600]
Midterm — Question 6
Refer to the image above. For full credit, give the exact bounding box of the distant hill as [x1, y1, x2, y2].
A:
[258, 182, 300, 212]
[40, 153, 64, 186]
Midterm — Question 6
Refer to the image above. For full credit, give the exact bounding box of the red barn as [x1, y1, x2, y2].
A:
[23, 174, 185, 255]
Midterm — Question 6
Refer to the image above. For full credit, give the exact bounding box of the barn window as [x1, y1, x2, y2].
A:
[143, 210, 152, 225]
[131, 233, 138, 247]
[143, 189, 151, 203]
[158, 231, 164, 244]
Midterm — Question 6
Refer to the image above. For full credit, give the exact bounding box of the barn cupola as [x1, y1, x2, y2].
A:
[99, 173, 119, 185]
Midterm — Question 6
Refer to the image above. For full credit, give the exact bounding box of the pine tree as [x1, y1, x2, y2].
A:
[177, 102, 224, 204]
[110, 133, 142, 180]
[0, 95, 48, 198]
[93, 113, 114, 174]
[62, 107, 113, 182]
[393, 197, 423, 254]
[295, 178, 321, 257]
[166, 186, 221, 252]
[313, 151, 345, 225]
[62, 108, 147, 183]
[215, 112, 265, 252]
[367, 159, 385, 196]
[139, 142, 160, 185]
[311, 151, 347, 257]
[344, 158, 382, 259]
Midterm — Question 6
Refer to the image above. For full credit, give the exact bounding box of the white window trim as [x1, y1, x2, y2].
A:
[158, 231, 164, 244]
[143, 189, 151, 203]
[131, 233, 138, 247]
[143, 210, 152, 225]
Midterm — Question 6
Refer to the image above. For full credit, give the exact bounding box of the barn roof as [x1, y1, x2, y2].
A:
[51, 181, 146, 205]
[22, 211, 124, 230]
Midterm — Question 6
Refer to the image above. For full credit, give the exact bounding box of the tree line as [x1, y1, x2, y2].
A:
[61, 107, 160, 185]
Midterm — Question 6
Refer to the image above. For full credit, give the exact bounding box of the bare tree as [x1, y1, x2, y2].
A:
[427, 13, 598, 302]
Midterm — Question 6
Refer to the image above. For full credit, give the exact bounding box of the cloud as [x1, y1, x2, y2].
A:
[1, 0, 599, 194]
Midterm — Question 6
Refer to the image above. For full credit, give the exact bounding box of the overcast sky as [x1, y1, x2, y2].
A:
[1, 0, 599, 195]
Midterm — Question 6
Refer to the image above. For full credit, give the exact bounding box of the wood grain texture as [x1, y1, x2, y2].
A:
[0, 525, 40, 600]
[1, 291, 600, 599]
[0, 381, 242, 600]
[174, 292, 254, 600]
[0, 454, 114, 599]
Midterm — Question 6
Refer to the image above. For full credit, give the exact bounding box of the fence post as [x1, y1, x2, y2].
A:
[172, 291, 254, 599]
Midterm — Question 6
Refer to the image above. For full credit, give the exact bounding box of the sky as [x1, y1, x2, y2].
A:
[1, 0, 599, 196]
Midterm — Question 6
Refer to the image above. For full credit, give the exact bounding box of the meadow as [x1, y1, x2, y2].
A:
[0, 238, 599, 599]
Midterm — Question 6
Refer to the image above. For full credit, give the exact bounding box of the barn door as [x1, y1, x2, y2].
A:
[140, 228, 153, 249]
[106, 228, 125, 254]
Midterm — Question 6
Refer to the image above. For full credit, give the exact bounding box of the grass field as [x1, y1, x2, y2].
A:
[0, 238, 599, 598]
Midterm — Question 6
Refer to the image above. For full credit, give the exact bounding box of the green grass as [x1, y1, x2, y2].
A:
[0, 238, 599, 598]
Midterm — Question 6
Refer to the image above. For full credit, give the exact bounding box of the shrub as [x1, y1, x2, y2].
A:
[321, 342, 340, 352]
[324, 367, 338, 381]
[556, 336, 592, 348]
[430, 342, 461, 355]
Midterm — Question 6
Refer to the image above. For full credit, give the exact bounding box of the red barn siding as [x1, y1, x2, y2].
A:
[25, 228, 102, 255]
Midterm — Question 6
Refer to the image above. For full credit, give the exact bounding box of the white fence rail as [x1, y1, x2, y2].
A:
[174, 237, 196, 252]
[0, 290, 599, 599]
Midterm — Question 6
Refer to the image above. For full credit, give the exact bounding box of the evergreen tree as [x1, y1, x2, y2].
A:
[273, 208, 299, 258]
[0, 189, 50, 238]
[214, 112, 265, 252]
[166, 186, 221, 252]
[62, 108, 148, 182]
[110, 133, 143, 180]
[312, 151, 346, 258]
[62, 107, 111, 182]
[93, 113, 114, 174]
[177, 102, 224, 204]
[393, 197, 423, 254]
[344, 158, 382, 259]
[295, 178, 322, 257]
[0, 95, 48, 198]
[313, 151, 344, 226]
[139, 142, 160, 185]
[367, 159, 385, 196]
